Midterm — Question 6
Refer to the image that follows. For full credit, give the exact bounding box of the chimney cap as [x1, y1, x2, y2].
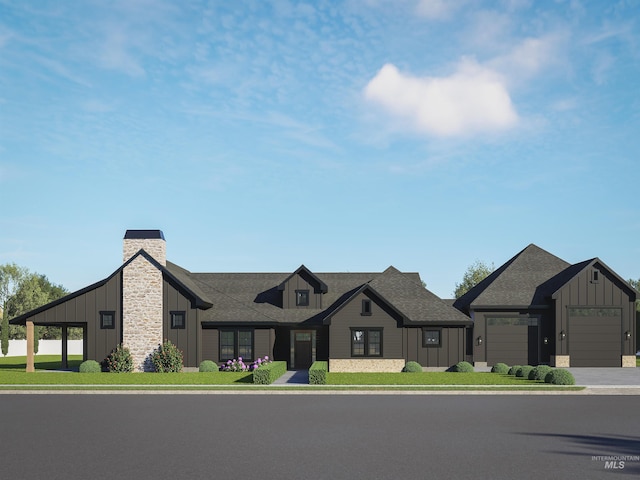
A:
[124, 230, 165, 240]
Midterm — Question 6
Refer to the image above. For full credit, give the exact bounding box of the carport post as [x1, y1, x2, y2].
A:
[26, 320, 35, 373]
[61, 325, 68, 369]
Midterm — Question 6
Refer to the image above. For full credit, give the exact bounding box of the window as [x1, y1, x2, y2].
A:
[423, 328, 441, 347]
[219, 329, 254, 362]
[100, 311, 115, 329]
[592, 269, 600, 283]
[361, 299, 372, 316]
[296, 290, 310, 306]
[351, 328, 383, 357]
[170, 311, 185, 329]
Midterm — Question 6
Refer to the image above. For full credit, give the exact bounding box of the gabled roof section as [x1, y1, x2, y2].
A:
[453, 244, 571, 311]
[9, 250, 212, 326]
[277, 264, 329, 293]
[549, 258, 639, 300]
[323, 266, 471, 325]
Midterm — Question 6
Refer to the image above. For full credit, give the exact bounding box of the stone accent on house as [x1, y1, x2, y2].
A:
[551, 355, 570, 367]
[122, 254, 163, 372]
[473, 361, 488, 368]
[329, 358, 405, 373]
[123, 237, 166, 266]
[122, 231, 166, 372]
[622, 355, 636, 368]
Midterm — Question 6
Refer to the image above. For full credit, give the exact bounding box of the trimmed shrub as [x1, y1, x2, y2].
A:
[545, 368, 576, 385]
[151, 340, 184, 373]
[79, 360, 101, 373]
[491, 363, 510, 374]
[449, 361, 474, 373]
[253, 361, 287, 385]
[199, 360, 218, 372]
[516, 365, 534, 378]
[508, 365, 522, 376]
[106, 344, 133, 373]
[529, 365, 553, 381]
[309, 361, 328, 385]
[403, 361, 423, 373]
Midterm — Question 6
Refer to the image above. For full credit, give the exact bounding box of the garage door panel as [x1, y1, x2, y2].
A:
[487, 324, 530, 366]
[568, 315, 621, 367]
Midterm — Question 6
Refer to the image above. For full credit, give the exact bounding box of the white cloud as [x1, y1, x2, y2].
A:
[489, 35, 563, 83]
[364, 60, 518, 137]
[415, 0, 465, 20]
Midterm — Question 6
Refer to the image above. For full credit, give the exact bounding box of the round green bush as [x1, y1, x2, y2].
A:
[79, 360, 101, 373]
[529, 365, 553, 381]
[545, 368, 576, 385]
[508, 365, 522, 376]
[199, 360, 218, 372]
[516, 365, 534, 378]
[491, 363, 510, 374]
[106, 344, 133, 373]
[151, 340, 184, 373]
[450, 361, 474, 372]
[403, 361, 423, 373]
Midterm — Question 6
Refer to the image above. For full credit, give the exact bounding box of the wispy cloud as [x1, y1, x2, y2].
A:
[364, 60, 518, 137]
[414, 0, 466, 20]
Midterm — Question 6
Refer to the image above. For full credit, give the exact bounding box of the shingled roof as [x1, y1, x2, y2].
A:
[453, 244, 571, 311]
[177, 265, 470, 325]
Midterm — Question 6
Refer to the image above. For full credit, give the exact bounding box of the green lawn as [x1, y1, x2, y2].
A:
[326, 372, 543, 385]
[0, 355, 253, 385]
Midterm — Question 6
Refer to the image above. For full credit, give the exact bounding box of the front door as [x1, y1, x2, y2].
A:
[294, 332, 313, 369]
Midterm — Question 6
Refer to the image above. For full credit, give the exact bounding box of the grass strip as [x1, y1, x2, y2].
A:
[325, 372, 543, 385]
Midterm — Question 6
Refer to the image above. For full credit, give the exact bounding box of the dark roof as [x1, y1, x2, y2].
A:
[277, 265, 329, 293]
[189, 266, 470, 325]
[10, 250, 212, 325]
[124, 230, 165, 240]
[453, 244, 570, 310]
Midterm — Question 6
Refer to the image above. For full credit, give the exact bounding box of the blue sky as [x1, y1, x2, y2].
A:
[1, 0, 639, 298]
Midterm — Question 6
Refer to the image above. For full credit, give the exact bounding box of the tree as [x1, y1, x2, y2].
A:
[1, 264, 69, 355]
[1, 264, 27, 355]
[628, 278, 639, 312]
[454, 260, 494, 299]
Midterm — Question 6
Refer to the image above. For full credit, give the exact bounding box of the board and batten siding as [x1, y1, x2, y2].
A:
[26, 274, 122, 363]
[329, 292, 403, 359]
[406, 327, 466, 367]
[553, 265, 635, 357]
[163, 278, 200, 367]
[200, 327, 275, 365]
[281, 274, 323, 309]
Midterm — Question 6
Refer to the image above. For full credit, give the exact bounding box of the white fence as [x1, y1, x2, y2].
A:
[3, 339, 83, 357]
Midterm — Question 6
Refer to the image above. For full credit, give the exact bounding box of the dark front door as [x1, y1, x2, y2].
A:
[294, 332, 312, 369]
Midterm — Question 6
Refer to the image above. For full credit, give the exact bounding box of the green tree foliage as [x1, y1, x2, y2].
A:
[454, 260, 494, 299]
[1, 264, 27, 356]
[628, 278, 639, 312]
[0, 264, 69, 355]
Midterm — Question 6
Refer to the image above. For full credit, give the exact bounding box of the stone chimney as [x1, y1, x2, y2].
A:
[122, 230, 165, 371]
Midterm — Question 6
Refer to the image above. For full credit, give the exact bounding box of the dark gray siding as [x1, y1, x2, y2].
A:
[27, 274, 122, 363]
[282, 274, 322, 309]
[553, 265, 635, 357]
[329, 292, 403, 359]
[406, 327, 466, 367]
[163, 278, 200, 367]
[200, 327, 274, 365]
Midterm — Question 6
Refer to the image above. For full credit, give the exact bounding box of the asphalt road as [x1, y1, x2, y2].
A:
[2, 394, 638, 480]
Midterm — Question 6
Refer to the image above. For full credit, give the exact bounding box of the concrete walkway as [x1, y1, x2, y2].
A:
[272, 370, 309, 385]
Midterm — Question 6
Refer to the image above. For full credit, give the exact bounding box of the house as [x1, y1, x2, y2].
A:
[9, 230, 472, 372]
[453, 244, 638, 368]
[9, 231, 637, 372]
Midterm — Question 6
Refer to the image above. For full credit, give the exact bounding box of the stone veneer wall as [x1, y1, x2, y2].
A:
[622, 355, 636, 368]
[551, 355, 570, 367]
[123, 237, 165, 372]
[329, 359, 405, 373]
